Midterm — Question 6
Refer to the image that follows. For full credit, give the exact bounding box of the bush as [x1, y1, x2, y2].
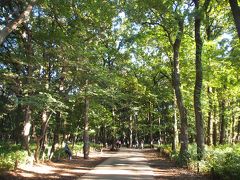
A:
[208, 145, 240, 180]
[0, 144, 28, 171]
[157, 143, 240, 179]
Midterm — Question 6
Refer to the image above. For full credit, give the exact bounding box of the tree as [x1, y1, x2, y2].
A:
[193, 0, 210, 160]
[228, 0, 240, 38]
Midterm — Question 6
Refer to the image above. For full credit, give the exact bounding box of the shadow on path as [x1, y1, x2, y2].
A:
[79, 148, 154, 180]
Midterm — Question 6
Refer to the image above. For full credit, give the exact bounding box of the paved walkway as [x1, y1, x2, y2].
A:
[79, 148, 154, 180]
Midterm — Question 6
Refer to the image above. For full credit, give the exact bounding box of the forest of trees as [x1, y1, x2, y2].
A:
[0, 0, 240, 176]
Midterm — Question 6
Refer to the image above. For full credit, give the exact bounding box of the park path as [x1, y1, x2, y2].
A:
[79, 148, 154, 180]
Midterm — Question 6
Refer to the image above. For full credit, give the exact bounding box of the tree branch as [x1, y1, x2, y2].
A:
[0, 0, 36, 45]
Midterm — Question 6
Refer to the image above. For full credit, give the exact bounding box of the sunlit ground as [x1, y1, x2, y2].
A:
[6, 153, 106, 179]
[80, 149, 154, 180]
[2, 148, 207, 179]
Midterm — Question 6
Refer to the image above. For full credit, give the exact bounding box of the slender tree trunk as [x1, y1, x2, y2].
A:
[83, 80, 89, 159]
[0, 0, 36, 45]
[129, 115, 133, 148]
[236, 118, 240, 142]
[172, 96, 178, 152]
[50, 64, 65, 157]
[149, 102, 153, 145]
[207, 87, 213, 145]
[229, 0, 240, 38]
[231, 102, 235, 143]
[213, 101, 217, 146]
[50, 112, 61, 157]
[219, 99, 226, 144]
[171, 19, 189, 164]
[158, 117, 161, 145]
[134, 113, 138, 146]
[34, 110, 51, 162]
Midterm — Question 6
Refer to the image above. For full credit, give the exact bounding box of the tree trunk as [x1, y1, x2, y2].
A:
[158, 117, 161, 145]
[229, 0, 240, 38]
[236, 118, 240, 142]
[213, 122, 217, 146]
[193, 0, 210, 160]
[219, 99, 226, 144]
[231, 103, 236, 143]
[50, 111, 61, 157]
[83, 80, 90, 159]
[207, 87, 213, 145]
[22, 105, 32, 156]
[134, 113, 138, 147]
[213, 102, 217, 146]
[21, 22, 34, 156]
[172, 96, 178, 152]
[34, 110, 51, 162]
[0, 0, 36, 45]
[149, 102, 153, 145]
[129, 115, 133, 148]
[171, 19, 189, 165]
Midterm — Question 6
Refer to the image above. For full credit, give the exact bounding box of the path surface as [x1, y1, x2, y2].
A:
[0, 148, 209, 179]
[80, 148, 154, 180]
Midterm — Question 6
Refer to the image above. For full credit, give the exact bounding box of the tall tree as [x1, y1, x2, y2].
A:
[193, 0, 210, 160]
[83, 80, 90, 159]
[171, 18, 189, 164]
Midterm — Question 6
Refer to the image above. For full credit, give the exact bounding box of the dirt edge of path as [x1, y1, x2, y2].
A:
[0, 154, 108, 180]
[143, 149, 210, 180]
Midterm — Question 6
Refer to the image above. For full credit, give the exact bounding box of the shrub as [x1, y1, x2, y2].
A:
[0, 149, 28, 171]
[157, 143, 240, 179]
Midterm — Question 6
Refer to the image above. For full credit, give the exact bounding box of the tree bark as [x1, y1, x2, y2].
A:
[207, 87, 213, 145]
[0, 0, 36, 45]
[229, 0, 240, 39]
[21, 22, 34, 156]
[219, 99, 226, 144]
[236, 118, 240, 142]
[172, 95, 179, 152]
[83, 80, 90, 159]
[129, 115, 133, 148]
[149, 102, 153, 145]
[193, 0, 210, 160]
[171, 19, 189, 164]
[231, 113, 235, 143]
[213, 101, 217, 146]
[50, 111, 61, 157]
[22, 105, 32, 156]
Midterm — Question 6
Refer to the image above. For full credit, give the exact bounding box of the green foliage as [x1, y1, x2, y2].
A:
[0, 144, 28, 171]
[203, 145, 240, 180]
[157, 144, 173, 157]
[158, 144, 240, 179]
[185, 144, 240, 179]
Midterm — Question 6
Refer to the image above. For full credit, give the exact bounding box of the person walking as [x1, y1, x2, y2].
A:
[64, 142, 72, 160]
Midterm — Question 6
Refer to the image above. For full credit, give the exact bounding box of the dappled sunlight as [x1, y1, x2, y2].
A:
[3, 155, 107, 179]
[80, 148, 154, 180]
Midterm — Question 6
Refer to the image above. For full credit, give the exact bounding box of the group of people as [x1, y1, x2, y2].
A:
[116, 140, 122, 148]
[63, 138, 149, 161]
[134, 140, 144, 149]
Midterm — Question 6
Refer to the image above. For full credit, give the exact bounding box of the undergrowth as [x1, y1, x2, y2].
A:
[158, 143, 240, 180]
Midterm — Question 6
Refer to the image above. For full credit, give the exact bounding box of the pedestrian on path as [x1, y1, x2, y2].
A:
[64, 142, 72, 160]
[140, 140, 144, 149]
